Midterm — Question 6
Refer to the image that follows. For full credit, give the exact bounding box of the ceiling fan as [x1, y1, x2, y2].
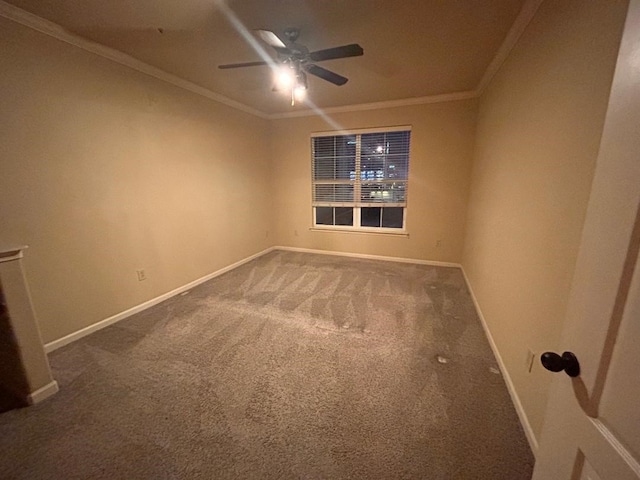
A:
[218, 28, 364, 105]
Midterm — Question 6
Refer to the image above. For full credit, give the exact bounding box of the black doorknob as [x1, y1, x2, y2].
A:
[540, 351, 580, 377]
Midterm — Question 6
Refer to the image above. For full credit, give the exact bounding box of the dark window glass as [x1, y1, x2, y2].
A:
[334, 207, 353, 226]
[335, 184, 354, 202]
[314, 185, 333, 202]
[336, 157, 355, 179]
[335, 135, 356, 157]
[381, 207, 404, 228]
[313, 137, 334, 157]
[387, 155, 409, 180]
[313, 136, 355, 158]
[314, 157, 334, 179]
[316, 207, 333, 225]
[361, 207, 382, 227]
[313, 184, 354, 203]
[313, 131, 409, 231]
[360, 131, 410, 183]
[361, 133, 385, 156]
[313, 136, 356, 181]
[360, 182, 406, 203]
[386, 131, 411, 155]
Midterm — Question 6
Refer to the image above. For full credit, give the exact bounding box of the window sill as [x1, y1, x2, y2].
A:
[309, 226, 409, 237]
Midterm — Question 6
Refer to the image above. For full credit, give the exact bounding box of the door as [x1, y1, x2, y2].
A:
[532, 1, 640, 478]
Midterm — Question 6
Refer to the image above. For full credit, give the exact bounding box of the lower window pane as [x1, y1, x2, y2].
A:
[381, 207, 404, 228]
[361, 207, 382, 227]
[316, 207, 354, 226]
[334, 207, 353, 226]
[316, 207, 333, 225]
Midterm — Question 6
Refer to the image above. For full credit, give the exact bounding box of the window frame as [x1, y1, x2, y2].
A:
[310, 126, 411, 235]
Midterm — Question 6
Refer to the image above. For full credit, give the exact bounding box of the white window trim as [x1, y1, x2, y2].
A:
[310, 125, 413, 138]
[310, 125, 412, 235]
[310, 226, 409, 236]
[311, 207, 409, 236]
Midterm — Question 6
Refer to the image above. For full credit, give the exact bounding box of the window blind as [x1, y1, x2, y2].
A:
[312, 130, 411, 207]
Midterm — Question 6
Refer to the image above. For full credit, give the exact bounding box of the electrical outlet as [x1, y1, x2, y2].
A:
[136, 269, 146, 282]
[525, 349, 536, 373]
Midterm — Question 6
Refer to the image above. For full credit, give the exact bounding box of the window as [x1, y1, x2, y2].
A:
[311, 127, 411, 232]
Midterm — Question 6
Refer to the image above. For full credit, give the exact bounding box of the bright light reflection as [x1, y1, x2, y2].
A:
[216, 0, 352, 125]
[214, 0, 277, 74]
[276, 67, 295, 90]
[294, 85, 307, 101]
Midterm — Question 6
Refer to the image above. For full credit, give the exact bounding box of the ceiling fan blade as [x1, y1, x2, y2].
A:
[218, 61, 269, 69]
[309, 44, 364, 62]
[272, 46, 293, 56]
[305, 64, 348, 86]
[255, 29, 286, 48]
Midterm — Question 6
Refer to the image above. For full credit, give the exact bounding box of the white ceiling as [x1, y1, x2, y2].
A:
[2, 0, 529, 115]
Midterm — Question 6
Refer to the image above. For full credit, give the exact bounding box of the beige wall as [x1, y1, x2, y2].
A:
[1, 0, 630, 452]
[0, 17, 272, 344]
[271, 101, 477, 262]
[462, 0, 629, 443]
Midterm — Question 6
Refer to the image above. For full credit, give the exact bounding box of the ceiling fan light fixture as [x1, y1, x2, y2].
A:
[275, 65, 295, 90]
[296, 70, 308, 89]
[294, 83, 307, 101]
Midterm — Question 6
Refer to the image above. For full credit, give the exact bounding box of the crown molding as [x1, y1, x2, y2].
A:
[1, 0, 542, 119]
[476, 0, 544, 95]
[272, 0, 543, 119]
[0, 0, 269, 119]
[267, 90, 478, 119]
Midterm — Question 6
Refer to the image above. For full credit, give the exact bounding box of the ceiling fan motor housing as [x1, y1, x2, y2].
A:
[283, 27, 300, 43]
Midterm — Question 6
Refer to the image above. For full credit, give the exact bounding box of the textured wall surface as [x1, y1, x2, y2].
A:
[0, 17, 272, 344]
[270, 100, 477, 263]
[462, 0, 629, 442]
[0, 0, 631, 455]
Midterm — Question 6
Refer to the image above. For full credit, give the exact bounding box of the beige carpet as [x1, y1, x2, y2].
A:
[0, 250, 534, 479]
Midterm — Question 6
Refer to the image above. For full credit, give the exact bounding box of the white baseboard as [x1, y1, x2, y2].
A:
[44, 247, 276, 352]
[41, 244, 537, 457]
[275, 246, 539, 455]
[275, 246, 462, 268]
[460, 266, 539, 456]
[27, 380, 59, 405]
[44, 246, 455, 353]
